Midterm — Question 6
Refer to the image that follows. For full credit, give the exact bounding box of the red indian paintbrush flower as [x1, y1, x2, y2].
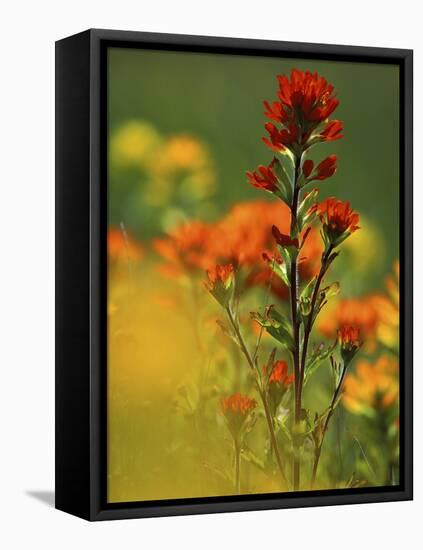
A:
[265, 360, 294, 414]
[268, 360, 295, 388]
[220, 392, 257, 437]
[312, 197, 359, 246]
[262, 69, 343, 153]
[205, 264, 235, 306]
[277, 69, 339, 122]
[302, 155, 337, 182]
[338, 325, 361, 364]
[246, 159, 279, 192]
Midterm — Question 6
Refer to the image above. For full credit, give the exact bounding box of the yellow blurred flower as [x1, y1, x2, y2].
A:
[343, 355, 399, 415]
[165, 135, 209, 171]
[370, 261, 399, 350]
[342, 215, 385, 273]
[110, 121, 162, 167]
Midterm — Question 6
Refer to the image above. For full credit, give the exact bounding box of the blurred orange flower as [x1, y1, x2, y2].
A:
[153, 221, 215, 278]
[154, 200, 322, 299]
[318, 297, 379, 345]
[267, 360, 294, 388]
[343, 355, 399, 415]
[108, 227, 143, 263]
[220, 392, 257, 437]
[369, 261, 400, 350]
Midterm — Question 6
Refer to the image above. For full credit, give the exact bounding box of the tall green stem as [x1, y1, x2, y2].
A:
[310, 362, 347, 488]
[298, 245, 334, 404]
[290, 155, 301, 491]
[234, 438, 241, 494]
[226, 307, 290, 489]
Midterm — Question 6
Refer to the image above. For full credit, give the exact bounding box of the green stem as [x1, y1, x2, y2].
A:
[310, 362, 347, 488]
[226, 307, 290, 489]
[290, 156, 301, 491]
[234, 438, 241, 494]
[298, 245, 334, 404]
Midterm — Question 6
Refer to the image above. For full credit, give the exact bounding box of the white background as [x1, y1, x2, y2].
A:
[0, 1, 420, 548]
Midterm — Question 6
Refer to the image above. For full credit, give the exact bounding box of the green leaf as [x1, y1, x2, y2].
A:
[272, 157, 293, 205]
[297, 188, 318, 230]
[304, 340, 337, 385]
[250, 306, 295, 352]
[266, 256, 290, 287]
[299, 276, 316, 317]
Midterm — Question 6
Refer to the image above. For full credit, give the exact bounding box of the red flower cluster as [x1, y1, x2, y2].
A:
[313, 197, 359, 242]
[220, 392, 257, 436]
[338, 325, 361, 364]
[338, 326, 361, 348]
[261, 69, 343, 153]
[206, 264, 234, 288]
[268, 360, 295, 388]
[154, 200, 323, 299]
[221, 392, 257, 415]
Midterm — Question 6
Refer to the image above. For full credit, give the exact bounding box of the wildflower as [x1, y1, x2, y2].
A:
[318, 297, 379, 348]
[313, 197, 359, 247]
[302, 155, 337, 182]
[262, 69, 342, 153]
[338, 325, 361, 365]
[153, 221, 215, 278]
[220, 392, 257, 437]
[264, 360, 294, 414]
[205, 264, 235, 306]
[277, 69, 339, 123]
[268, 360, 295, 387]
[370, 261, 400, 350]
[246, 160, 279, 193]
[343, 356, 399, 415]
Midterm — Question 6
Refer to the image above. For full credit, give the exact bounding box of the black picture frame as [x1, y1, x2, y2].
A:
[55, 28, 413, 521]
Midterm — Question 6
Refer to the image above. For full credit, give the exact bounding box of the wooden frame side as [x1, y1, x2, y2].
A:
[55, 30, 92, 520]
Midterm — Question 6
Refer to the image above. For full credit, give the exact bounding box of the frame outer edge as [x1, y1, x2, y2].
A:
[76, 29, 413, 520]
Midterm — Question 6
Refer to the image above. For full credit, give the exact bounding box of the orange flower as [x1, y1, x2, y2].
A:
[343, 355, 399, 415]
[338, 325, 361, 364]
[108, 227, 143, 263]
[153, 221, 215, 278]
[268, 360, 295, 388]
[153, 200, 323, 298]
[262, 69, 342, 152]
[313, 197, 359, 246]
[277, 69, 339, 123]
[264, 360, 294, 414]
[318, 297, 379, 346]
[205, 264, 235, 306]
[369, 261, 400, 350]
[338, 325, 360, 348]
[220, 392, 257, 437]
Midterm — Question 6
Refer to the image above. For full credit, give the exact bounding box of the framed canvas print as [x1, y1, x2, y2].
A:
[55, 29, 413, 520]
